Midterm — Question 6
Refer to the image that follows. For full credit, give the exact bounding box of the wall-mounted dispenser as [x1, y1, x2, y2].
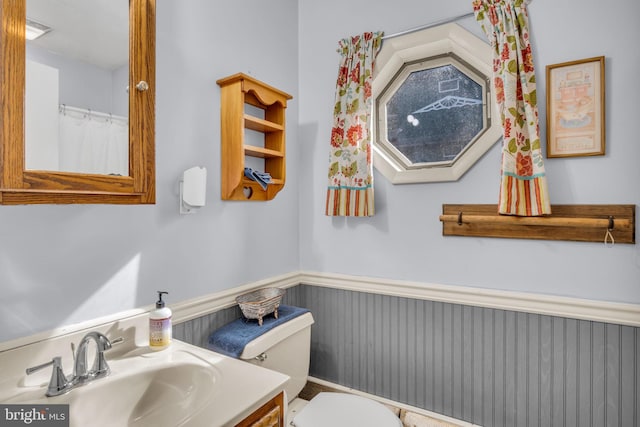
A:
[180, 166, 207, 214]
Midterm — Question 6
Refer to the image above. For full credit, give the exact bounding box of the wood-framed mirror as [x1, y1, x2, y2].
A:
[0, 0, 155, 204]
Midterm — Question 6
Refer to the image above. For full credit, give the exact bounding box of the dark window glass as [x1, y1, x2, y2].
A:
[385, 64, 484, 164]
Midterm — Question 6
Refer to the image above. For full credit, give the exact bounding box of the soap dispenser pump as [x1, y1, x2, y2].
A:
[149, 291, 172, 351]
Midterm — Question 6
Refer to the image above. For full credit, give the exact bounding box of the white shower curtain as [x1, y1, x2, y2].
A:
[59, 109, 129, 176]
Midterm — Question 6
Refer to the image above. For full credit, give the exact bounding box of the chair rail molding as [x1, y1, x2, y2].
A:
[297, 271, 640, 328]
[1, 270, 637, 354]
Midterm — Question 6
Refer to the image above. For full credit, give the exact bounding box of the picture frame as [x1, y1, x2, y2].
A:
[546, 56, 605, 158]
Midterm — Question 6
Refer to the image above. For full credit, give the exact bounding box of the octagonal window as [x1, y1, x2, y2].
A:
[380, 56, 486, 168]
[372, 24, 502, 183]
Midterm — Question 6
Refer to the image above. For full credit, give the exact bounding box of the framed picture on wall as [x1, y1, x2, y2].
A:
[546, 56, 605, 158]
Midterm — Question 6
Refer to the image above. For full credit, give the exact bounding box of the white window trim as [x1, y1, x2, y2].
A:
[372, 23, 502, 184]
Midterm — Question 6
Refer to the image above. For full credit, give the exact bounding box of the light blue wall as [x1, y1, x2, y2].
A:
[1, 0, 638, 345]
[298, 0, 640, 303]
[0, 0, 300, 343]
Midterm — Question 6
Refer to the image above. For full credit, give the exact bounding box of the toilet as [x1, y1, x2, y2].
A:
[214, 306, 402, 427]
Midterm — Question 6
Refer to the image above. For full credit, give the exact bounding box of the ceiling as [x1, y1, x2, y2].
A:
[26, 0, 129, 70]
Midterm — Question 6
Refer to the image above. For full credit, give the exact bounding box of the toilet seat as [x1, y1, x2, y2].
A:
[292, 392, 402, 427]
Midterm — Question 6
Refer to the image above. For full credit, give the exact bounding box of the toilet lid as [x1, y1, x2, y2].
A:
[292, 392, 402, 427]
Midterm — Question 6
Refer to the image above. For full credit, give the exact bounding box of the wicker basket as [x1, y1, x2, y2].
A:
[235, 287, 285, 326]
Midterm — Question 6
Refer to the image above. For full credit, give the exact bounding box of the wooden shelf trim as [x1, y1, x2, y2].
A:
[244, 115, 284, 133]
[242, 177, 284, 186]
[440, 204, 636, 244]
[244, 145, 284, 159]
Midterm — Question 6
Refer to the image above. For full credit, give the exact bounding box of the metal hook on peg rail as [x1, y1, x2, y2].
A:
[604, 216, 615, 247]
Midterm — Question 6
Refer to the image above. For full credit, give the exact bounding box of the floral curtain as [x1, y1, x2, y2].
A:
[473, 0, 551, 216]
[326, 31, 384, 217]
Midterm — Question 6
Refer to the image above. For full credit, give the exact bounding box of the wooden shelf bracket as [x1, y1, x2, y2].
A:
[440, 204, 636, 244]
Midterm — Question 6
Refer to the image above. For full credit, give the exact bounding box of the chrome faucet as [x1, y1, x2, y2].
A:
[73, 331, 112, 381]
[26, 332, 117, 397]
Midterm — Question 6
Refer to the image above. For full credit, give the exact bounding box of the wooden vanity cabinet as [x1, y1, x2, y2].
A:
[235, 391, 284, 427]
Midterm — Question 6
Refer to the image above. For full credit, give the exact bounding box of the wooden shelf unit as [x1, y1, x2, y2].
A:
[217, 73, 292, 201]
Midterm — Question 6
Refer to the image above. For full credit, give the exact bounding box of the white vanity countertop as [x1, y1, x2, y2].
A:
[0, 338, 289, 427]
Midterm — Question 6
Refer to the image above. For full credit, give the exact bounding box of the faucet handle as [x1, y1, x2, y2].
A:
[26, 356, 71, 397]
[110, 337, 124, 346]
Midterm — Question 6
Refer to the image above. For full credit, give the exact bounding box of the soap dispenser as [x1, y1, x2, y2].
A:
[149, 291, 172, 351]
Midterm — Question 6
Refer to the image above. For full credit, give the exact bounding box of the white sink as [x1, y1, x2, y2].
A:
[2, 340, 288, 427]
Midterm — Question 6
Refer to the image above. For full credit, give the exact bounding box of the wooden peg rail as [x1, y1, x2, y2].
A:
[440, 204, 636, 244]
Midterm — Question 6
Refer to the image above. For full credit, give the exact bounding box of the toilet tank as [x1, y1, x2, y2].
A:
[239, 312, 314, 402]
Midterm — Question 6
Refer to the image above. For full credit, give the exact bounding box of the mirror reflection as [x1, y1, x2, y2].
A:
[25, 0, 129, 176]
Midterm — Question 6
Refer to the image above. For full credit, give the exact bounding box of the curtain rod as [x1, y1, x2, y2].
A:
[382, 0, 532, 40]
[59, 104, 127, 122]
[382, 12, 475, 40]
